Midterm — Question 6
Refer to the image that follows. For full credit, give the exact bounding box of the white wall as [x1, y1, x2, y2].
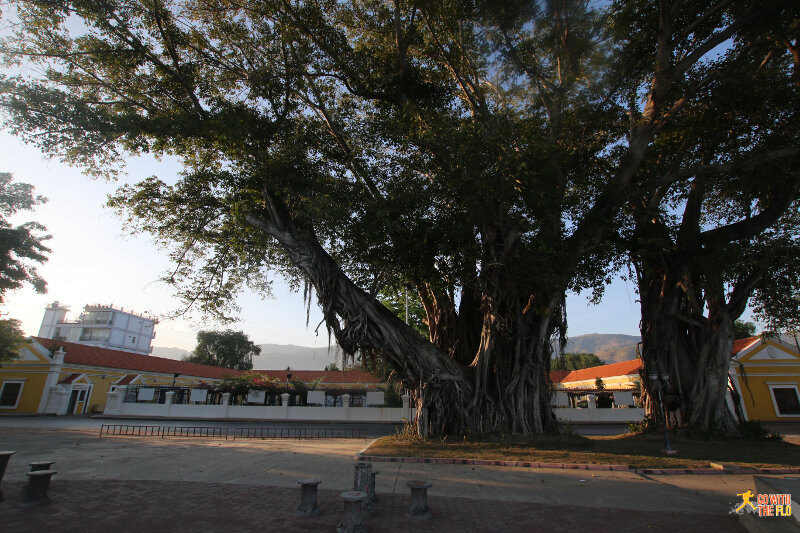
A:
[107, 397, 414, 423]
[555, 407, 644, 423]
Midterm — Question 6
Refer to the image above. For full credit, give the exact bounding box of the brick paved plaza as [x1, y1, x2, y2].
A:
[1, 479, 745, 532]
[0, 419, 781, 532]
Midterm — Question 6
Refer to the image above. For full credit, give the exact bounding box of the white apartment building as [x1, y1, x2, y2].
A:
[37, 302, 157, 355]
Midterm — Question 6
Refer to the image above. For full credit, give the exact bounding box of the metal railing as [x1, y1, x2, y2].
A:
[233, 427, 364, 440]
[99, 424, 229, 439]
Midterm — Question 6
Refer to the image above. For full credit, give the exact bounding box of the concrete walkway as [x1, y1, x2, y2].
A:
[0, 425, 761, 531]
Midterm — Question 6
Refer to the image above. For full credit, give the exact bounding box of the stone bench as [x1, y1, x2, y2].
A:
[25, 469, 57, 503]
[29, 461, 56, 472]
[353, 462, 373, 515]
[296, 479, 321, 517]
[337, 491, 366, 533]
[369, 470, 379, 503]
[407, 479, 432, 520]
[0, 451, 15, 502]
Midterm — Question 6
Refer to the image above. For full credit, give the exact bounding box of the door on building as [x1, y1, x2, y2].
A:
[67, 389, 79, 414]
[73, 387, 89, 414]
[66, 385, 91, 414]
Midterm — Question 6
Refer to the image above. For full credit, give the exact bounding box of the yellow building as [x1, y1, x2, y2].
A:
[730, 336, 800, 422]
[0, 337, 236, 415]
[0, 337, 384, 415]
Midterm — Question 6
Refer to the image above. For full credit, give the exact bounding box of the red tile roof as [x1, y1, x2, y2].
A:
[33, 337, 382, 384]
[59, 373, 81, 384]
[549, 370, 571, 383]
[35, 337, 236, 379]
[249, 370, 381, 385]
[556, 337, 765, 383]
[115, 374, 140, 385]
[733, 336, 760, 355]
[556, 359, 643, 383]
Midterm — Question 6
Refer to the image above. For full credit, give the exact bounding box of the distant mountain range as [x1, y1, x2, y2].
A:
[151, 343, 342, 370]
[152, 333, 640, 370]
[561, 333, 641, 364]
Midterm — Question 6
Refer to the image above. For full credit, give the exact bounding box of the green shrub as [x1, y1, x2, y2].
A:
[737, 420, 782, 440]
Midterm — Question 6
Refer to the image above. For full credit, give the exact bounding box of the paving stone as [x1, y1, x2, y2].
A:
[0, 479, 746, 533]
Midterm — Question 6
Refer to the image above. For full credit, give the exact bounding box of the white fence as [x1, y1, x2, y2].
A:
[104, 387, 414, 423]
[554, 407, 644, 423]
[104, 386, 643, 424]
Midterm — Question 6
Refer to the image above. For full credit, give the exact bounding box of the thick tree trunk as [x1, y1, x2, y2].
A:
[247, 192, 558, 436]
[685, 306, 738, 434]
[637, 259, 740, 435]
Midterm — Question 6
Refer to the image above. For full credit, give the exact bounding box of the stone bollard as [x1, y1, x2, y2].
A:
[337, 491, 367, 533]
[368, 470, 379, 503]
[295, 479, 322, 517]
[0, 451, 15, 502]
[406, 480, 432, 520]
[353, 462, 373, 515]
[29, 461, 56, 472]
[24, 470, 57, 503]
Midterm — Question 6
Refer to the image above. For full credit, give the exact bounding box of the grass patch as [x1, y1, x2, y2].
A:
[365, 431, 800, 469]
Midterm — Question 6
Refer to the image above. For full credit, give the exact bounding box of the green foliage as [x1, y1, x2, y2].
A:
[1, 0, 797, 436]
[557, 420, 578, 439]
[182, 330, 260, 370]
[0, 318, 26, 364]
[377, 285, 428, 339]
[216, 371, 280, 395]
[551, 353, 604, 371]
[626, 416, 658, 434]
[737, 420, 782, 441]
[734, 320, 757, 340]
[384, 385, 403, 408]
[324, 363, 340, 372]
[394, 418, 425, 445]
[595, 377, 605, 390]
[0, 173, 50, 301]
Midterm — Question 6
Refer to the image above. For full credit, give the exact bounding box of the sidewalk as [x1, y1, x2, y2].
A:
[1, 479, 745, 532]
[0, 425, 776, 531]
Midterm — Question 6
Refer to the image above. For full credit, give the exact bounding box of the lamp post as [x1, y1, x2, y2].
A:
[171, 372, 180, 388]
[286, 372, 293, 406]
[648, 373, 677, 455]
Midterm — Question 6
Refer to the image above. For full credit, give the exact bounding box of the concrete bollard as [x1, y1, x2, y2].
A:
[406, 480, 432, 520]
[337, 491, 367, 533]
[353, 462, 373, 515]
[24, 470, 57, 503]
[368, 470, 379, 503]
[0, 451, 15, 502]
[295, 479, 322, 517]
[29, 461, 56, 472]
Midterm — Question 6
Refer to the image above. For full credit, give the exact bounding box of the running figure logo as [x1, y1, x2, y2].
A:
[734, 490, 758, 514]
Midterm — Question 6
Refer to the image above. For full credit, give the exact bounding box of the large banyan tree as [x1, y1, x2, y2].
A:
[0, 0, 794, 436]
[622, 2, 800, 434]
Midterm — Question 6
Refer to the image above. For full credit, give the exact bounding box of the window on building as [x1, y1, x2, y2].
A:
[129, 336, 137, 344]
[0, 381, 24, 408]
[770, 386, 800, 416]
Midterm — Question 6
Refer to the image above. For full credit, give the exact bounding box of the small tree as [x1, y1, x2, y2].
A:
[552, 353, 604, 372]
[324, 363, 340, 372]
[0, 318, 26, 364]
[734, 321, 758, 340]
[595, 377, 606, 391]
[0, 172, 50, 300]
[0, 172, 50, 364]
[183, 330, 260, 370]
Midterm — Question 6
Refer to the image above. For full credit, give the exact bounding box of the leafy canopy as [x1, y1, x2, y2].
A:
[0, 318, 26, 364]
[182, 330, 261, 370]
[551, 352, 604, 372]
[0, 172, 50, 301]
